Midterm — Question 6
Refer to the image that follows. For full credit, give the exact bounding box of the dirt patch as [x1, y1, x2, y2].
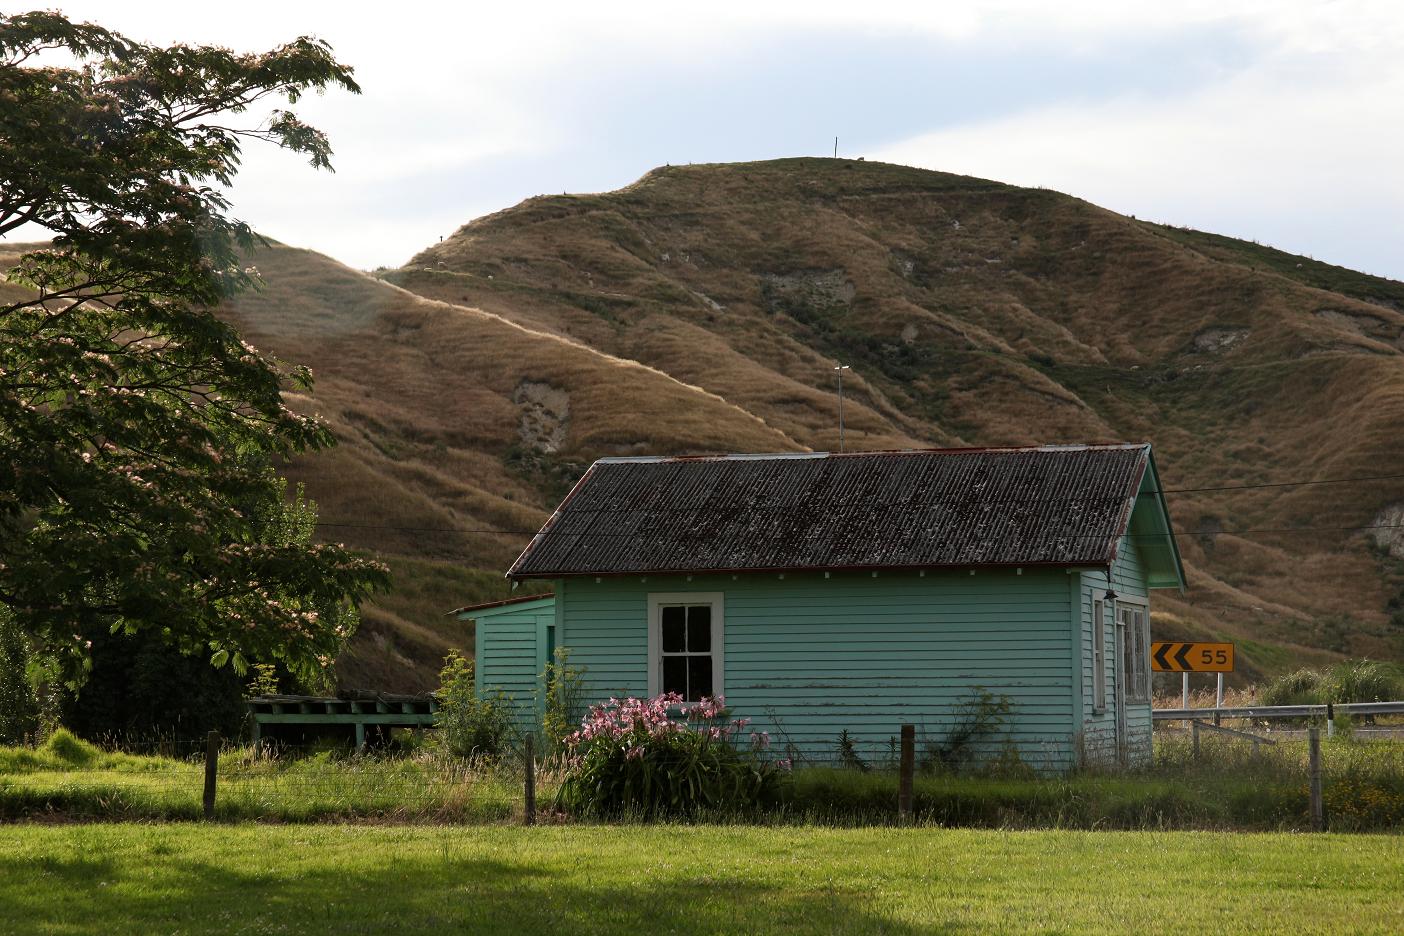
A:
[1192, 327, 1249, 353]
[513, 380, 570, 454]
[1369, 503, 1404, 558]
[1315, 308, 1404, 349]
[760, 269, 855, 318]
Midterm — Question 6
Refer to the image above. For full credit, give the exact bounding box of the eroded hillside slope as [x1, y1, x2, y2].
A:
[221, 245, 802, 689]
[390, 158, 1404, 679]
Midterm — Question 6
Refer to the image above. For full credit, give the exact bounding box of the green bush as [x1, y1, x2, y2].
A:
[1261, 660, 1404, 708]
[555, 694, 788, 819]
[434, 651, 517, 759]
[1259, 668, 1324, 707]
[0, 612, 39, 745]
[1324, 660, 1404, 704]
[536, 648, 586, 755]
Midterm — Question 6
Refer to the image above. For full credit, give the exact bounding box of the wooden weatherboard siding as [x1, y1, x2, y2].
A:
[1078, 535, 1152, 766]
[468, 597, 556, 729]
[554, 567, 1090, 771]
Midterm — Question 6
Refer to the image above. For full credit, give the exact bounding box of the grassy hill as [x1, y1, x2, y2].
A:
[15, 157, 1404, 692]
[220, 243, 799, 690]
[368, 158, 1404, 685]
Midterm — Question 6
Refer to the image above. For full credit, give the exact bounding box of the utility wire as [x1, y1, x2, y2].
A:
[314, 468, 1404, 533]
[312, 469, 1404, 539]
[312, 521, 1404, 541]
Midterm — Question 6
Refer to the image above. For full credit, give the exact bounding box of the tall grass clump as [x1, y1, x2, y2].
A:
[434, 651, 517, 759]
[555, 693, 789, 819]
[1260, 660, 1404, 707]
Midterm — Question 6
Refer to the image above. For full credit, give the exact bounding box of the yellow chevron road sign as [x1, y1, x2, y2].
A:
[1151, 641, 1234, 673]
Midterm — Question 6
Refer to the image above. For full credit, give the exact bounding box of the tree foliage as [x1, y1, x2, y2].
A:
[0, 11, 386, 686]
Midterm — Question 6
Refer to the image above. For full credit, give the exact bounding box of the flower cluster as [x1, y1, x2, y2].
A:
[556, 692, 792, 817]
[566, 692, 752, 751]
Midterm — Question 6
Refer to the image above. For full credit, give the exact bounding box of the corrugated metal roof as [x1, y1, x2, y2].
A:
[508, 444, 1153, 578]
[447, 593, 554, 619]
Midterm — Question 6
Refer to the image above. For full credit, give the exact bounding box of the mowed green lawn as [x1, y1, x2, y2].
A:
[1, 824, 1400, 935]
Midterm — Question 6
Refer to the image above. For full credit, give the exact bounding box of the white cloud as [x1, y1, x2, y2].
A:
[869, 3, 1404, 277]
[12, 1, 1404, 275]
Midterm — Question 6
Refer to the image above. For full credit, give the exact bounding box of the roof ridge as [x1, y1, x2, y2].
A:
[593, 442, 1148, 465]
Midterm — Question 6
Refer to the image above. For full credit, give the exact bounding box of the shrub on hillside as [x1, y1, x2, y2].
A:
[555, 693, 789, 818]
[435, 651, 516, 759]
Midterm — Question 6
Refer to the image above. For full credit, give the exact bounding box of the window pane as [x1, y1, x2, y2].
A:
[687, 656, 713, 702]
[687, 605, 711, 652]
[661, 606, 686, 653]
[662, 656, 687, 696]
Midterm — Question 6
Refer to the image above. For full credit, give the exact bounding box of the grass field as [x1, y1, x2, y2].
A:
[5, 731, 1404, 831]
[1, 823, 1401, 935]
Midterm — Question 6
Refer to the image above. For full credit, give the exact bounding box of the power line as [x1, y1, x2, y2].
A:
[312, 468, 1404, 537]
[313, 520, 1404, 541]
[318, 469, 1404, 535]
[310, 466, 1404, 547]
[1161, 472, 1404, 495]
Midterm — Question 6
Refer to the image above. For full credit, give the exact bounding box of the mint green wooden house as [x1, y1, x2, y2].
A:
[465, 445, 1184, 771]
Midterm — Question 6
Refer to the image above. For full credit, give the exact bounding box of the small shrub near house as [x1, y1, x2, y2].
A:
[555, 693, 789, 819]
[435, 651, 516, 759]
[536, 648, 587, 756]
[920, 688, 1015, 773]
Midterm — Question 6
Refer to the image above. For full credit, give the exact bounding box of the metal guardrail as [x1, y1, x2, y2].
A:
[1153, 700, 1404, 720]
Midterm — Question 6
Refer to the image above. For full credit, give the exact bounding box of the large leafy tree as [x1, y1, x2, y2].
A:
[0, 12, 387, 686]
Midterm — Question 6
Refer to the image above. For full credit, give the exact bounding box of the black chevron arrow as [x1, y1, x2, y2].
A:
[1153, 643, 1174, 670]
[1173, 643, 1193, 670]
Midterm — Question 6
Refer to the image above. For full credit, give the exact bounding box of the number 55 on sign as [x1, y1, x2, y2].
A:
[1151, 642, 1234, 673]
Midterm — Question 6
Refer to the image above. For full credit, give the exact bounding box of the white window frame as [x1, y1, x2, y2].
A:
[646, 592, 725, 700]
[1118, 597, 1151, 704]
[1091, 597, 1107, 715]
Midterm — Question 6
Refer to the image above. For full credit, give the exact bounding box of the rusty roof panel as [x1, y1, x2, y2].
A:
[508, 444, 1151, 578]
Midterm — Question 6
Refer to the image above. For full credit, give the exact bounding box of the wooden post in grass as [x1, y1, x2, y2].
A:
[898, 724, 915, 824]
[203, 730, 219, 821]
[523, 732, 536, 826]
[1308, 727, 1324, 832]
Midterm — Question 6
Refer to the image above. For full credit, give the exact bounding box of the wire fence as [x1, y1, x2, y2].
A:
[3, 726, 1403, 831]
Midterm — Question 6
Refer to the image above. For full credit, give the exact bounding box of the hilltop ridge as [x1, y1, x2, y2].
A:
[218, 158, 1404, 687]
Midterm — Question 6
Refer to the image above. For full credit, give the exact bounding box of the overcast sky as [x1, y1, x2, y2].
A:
[32, 1, 1404, 279]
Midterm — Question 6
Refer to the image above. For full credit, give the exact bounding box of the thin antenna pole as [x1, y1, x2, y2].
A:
[834, 364, 850, 452]
[834, 136, 838, 159]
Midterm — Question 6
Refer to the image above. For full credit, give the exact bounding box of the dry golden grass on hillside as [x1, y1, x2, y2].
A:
[9, 159, 1404, 690]
[222, 243, 806, 688]
[398, 158, 1404, 677]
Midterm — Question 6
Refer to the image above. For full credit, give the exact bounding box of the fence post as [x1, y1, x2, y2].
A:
[203, 730, 219, 821]
[523, 732, 536, 826]
[1191, 720, 1200, 759]
[898, 724, 914, 824]
[1308, 727, 1324, 832]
